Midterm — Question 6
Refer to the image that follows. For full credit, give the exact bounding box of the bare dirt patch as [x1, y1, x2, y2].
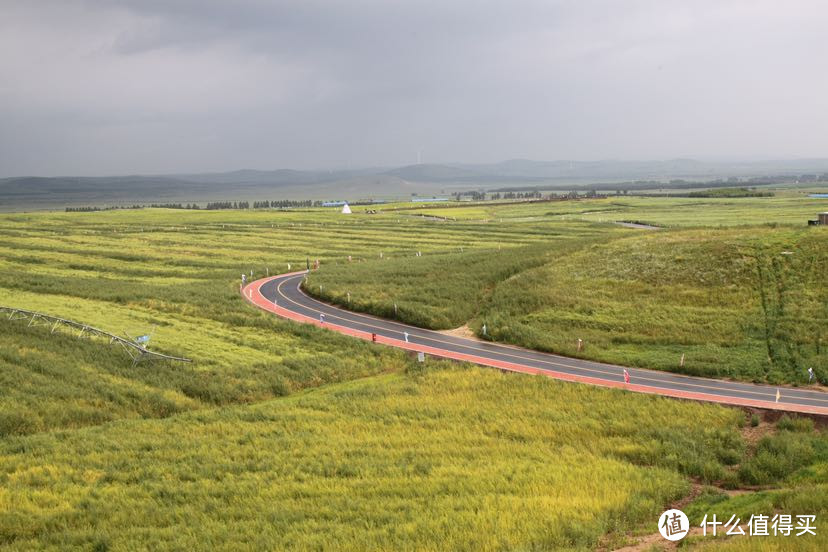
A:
[600, 484, 704, 551]
[740, 418, 776, 449]
[437, 324, 483, 341]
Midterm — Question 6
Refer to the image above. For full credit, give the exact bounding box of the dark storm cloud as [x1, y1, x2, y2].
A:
[1, 0, 826, 176]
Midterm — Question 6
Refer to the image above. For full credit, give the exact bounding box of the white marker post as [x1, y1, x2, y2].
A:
[680, 353, 685, 368]
[577, 338, 583, 352]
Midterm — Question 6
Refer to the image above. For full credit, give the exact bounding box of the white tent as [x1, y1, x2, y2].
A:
[341, 203, 352, 214]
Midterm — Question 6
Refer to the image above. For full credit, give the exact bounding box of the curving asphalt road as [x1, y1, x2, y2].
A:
[243, 271, 828, 416]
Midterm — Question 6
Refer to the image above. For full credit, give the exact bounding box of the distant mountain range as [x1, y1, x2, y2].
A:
[3, 158, 828, 211]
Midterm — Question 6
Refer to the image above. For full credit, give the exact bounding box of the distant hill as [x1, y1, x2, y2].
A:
[0, 175, 208, 203]
[383, 164, 485, 182]
[3, 158, 828, 211]
[170, 169, 339, 186]
[0, 170, 435, 211]
[457, 158, 709, 180]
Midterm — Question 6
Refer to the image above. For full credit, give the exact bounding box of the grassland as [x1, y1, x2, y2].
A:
[681, 414, 828, 551]
[0, 361, 767, 550]
[1, 196, 826, 550]
[407, 191, 826, 226]
[309, 196, 828, 384]
[0, 207, 598, 434]
[1, 356, 825, 551]
[478, 226, 826, 383]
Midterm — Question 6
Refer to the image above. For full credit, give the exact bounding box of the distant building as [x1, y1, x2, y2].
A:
[322, 201, 347, 207]
[412, 197, 450, 202]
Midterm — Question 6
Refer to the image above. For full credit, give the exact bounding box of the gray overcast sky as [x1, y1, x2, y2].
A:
[1, 0, 827, 176]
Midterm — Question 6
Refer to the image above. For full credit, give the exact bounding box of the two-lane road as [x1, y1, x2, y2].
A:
[243, 271, 828, 415]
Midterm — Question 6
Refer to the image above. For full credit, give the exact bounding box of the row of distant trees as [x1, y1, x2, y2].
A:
[452, 190, 487, 201]
[250, 200, 317, 209]
[66, 200, 324, 212]
[65, 203, 197, 212]
[489, 174, 828, 195]
[65, 190, 617, 213]
[451, 190, 601, 201]
[496, 191, 545, 200]
[202, 199, 321, 209]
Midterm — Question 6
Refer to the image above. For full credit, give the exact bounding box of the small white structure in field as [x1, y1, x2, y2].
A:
[341, 203, 352, 214]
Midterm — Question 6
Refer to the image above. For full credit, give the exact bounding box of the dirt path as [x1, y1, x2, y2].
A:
[615, 221, 662, 230]
[436, 324, 484, 341]
[607, 415, 781, 551]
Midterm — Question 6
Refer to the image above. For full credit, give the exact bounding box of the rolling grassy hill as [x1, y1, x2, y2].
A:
[1, 198, 826, 550]
[0, 204, 610, 436]
[1, 346, 825, 550]
[307, 196, 828, 384]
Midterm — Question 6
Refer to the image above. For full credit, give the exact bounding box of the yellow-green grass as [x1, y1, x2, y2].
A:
[414, 194, 828, 227]
[682, 416, 828, 551]
[309, 224, 827, 384]
[687, 479, 828, 550]
[0, 207, 615, 434]
[570, 194, 828, 227]
[0, 314, 407, 436]
[0, 365, 748, 551]
[306, 238, 611, 329]
[481, 226, 827, 383]
[1, 200, 827, 550]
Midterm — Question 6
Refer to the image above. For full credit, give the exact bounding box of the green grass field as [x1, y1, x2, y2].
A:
[1, 357, 825, 551]
[413, 191, 828, 227]
[309, 198, 828, 384]
[1, 195, 826, 550]
[0, 206, 614, 434]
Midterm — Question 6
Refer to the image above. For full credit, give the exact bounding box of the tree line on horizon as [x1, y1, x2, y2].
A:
[65, 199, 322, 212]
[62, 191, 618, 213]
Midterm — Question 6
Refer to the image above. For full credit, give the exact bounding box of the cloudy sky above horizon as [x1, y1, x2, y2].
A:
[1, 0, 827, 177]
